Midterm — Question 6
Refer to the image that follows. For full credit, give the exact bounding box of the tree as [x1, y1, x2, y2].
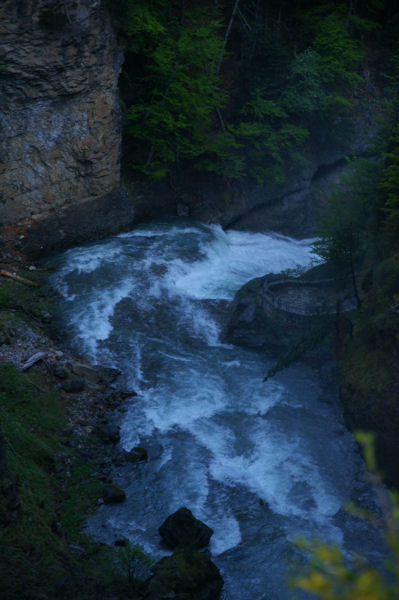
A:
[120, 3, 226, 179]
[231, 88, 309, 185]
[109, 0, 367, 183]
[312, 155, 384, 309]
[313, 222, 362, 308]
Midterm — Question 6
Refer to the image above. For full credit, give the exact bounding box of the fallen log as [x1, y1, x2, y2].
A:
[0, 269, 40, 287]
[20, 351, 47, 371]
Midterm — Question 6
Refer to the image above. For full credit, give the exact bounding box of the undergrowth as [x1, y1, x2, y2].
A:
[0, 274, 143, 599]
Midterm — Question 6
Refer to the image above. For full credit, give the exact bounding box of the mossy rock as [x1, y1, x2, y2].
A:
[145, 549, 223, 600]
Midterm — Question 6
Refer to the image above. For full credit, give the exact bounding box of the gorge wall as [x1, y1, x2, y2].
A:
[0, 0, 122, 226]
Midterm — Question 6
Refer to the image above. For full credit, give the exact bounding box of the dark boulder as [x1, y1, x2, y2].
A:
[96, 423, 120, 444]
[159, 507, 213, 550]
[60, 378, 85, 393]
[48, 361, 68, 379]
[102, 484, 126, 504]
[99, 366, 121, 384]
[126, 446, 148, 462]
[144, 549, 223, 600]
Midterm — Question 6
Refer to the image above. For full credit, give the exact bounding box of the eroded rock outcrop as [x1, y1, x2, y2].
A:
[225, 272, 356, 359]
[0, 0, 122, 225]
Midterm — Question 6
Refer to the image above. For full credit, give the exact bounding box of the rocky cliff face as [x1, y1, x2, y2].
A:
[0, 0, 122, 226]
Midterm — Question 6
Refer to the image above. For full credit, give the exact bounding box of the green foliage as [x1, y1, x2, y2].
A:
[120, 3, 225, 179]
[0, 364, 66, 597]
[312, 223, 360, 266]
[312, 155, 383, 307]
[197, 130, 244, 179]
[231, 89, 309, 185]
[313, 11, 364, 88]
[339, 254, 399, 403]
[112, 0, 367, 184]
[117, 540, 154, 588]
[227, 3, 365, 185]
[289, 8, 364, 118]
[281, 49, 326, 115]
[293, 538, 397, 599]
[0, 363, 126, 599]
[107, 0, 165, 43]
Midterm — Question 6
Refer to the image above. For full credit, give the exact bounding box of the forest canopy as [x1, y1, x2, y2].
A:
[108, 0, 398, 185]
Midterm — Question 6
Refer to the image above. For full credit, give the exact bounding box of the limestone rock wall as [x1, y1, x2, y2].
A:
[0, 0, 122, 225]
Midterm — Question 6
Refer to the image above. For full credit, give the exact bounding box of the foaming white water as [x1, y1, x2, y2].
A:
[207, 426, 341, 523]
[118, 225, 206, 240]
[56, 243, 125, 279]
[138, 371, 228, 434]
[51, 221, 316, 358]
[64, 279, 134, 357]
[209, 514, 242, 556]
[178, 301, 222, 346]
[164, 226, 317, 300]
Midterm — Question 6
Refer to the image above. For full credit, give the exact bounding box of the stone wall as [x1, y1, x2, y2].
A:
[263, 278, 356, 315]
[225, 274, 354, 355]
[0, 0, 122, 226]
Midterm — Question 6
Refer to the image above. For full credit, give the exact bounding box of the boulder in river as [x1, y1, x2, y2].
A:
[126, 446, 148, 462]
[144, 549, 223, 600]
[71, 361, 121, 385]
[102, 484, 126, 504]
[159, 507, 213, 550]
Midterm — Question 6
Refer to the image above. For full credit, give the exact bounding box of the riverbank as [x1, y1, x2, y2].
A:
[0, 255, 143, 599]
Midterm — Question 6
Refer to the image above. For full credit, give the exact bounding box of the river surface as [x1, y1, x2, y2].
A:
[48, 219, 382, 600]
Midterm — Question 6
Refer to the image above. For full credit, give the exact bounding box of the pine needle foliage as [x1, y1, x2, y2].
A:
[110, 0, 367, 185]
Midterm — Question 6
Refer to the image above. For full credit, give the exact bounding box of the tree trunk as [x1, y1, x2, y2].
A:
[216, 0, 240, 75]
[349, 249, 362, 309]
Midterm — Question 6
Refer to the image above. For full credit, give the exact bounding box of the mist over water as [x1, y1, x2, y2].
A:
[49, 219, 382, 600]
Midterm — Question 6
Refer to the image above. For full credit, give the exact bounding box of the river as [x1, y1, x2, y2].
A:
[48, 218, 382, 600]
